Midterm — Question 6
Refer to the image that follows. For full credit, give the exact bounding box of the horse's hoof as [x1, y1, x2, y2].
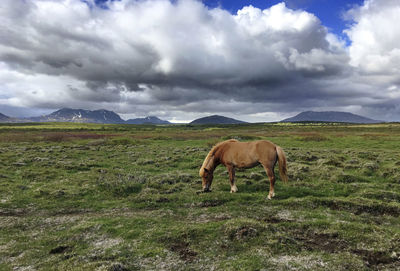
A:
[230, 185, 238, 193]
[267, 195, 272, 200]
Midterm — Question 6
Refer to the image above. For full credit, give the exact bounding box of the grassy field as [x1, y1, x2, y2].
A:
[0, 122, 399, 270]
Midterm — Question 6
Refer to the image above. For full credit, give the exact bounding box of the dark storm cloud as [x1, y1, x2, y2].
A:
[1, 0, 400, 122]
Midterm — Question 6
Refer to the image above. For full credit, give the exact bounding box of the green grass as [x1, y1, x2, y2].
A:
[0, 122, 400, 270]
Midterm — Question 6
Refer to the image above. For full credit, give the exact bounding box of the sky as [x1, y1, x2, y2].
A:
[1, 0, 400, 123]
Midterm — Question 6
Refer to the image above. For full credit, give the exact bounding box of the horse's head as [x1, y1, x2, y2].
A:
[200, 167, 213, 192]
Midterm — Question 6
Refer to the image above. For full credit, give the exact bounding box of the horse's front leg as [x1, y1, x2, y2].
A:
[227, 165, 238, 193]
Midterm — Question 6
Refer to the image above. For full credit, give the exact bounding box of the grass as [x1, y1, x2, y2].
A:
[0, 122, 400, 270]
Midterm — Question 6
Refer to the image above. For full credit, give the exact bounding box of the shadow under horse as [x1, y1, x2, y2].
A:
[199, 139, 288, 199]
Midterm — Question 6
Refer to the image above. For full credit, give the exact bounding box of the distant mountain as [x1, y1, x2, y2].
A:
[28, 108, 125, 124]
[190, 115, 246, 124]
[0, 113, 24, 123]
[0, 113, 11, 122]
[126, 116, 170, 124]
[281, 111, 381, 123]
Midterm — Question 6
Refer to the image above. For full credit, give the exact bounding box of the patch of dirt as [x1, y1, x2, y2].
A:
[49, 245, 72, 254]
[263, 216, 294, 224]
[198, 199, 225, 208]
[50, 208, 93, 216]
[108, 263, 130, 271]
[229, 226, 258, 240]
[299, 232, 348, 253]
[282, 228, 400, 267]
[155, 197, 170, 203]
[301, 154, 319, 162]
[358, 151, 376, 160]
[363, 191, 400, 202]
[348, 159, 359, 165]
[0, 208, 29, 217]
[336, 174, 368, 183]
[363, 162, 379, 171]
[167, 239, 197, 262]
[160, 187, 182, 194]
[316, 199, 400, 216]
[12, 162, 28, 167]
[352, 249, 400, 267]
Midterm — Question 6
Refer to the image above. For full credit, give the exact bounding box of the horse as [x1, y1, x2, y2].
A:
[199, 139, 288, 199]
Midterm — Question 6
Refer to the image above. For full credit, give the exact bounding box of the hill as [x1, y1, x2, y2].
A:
[281, 111, 381, 123]
[0, 112, 25, 123]
[126, 116, 170, 124]
[0, 112, 11, 122]
[190, 115, 246, 124]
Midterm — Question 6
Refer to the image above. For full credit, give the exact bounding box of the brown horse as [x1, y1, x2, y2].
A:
[199, 139, 288, 199]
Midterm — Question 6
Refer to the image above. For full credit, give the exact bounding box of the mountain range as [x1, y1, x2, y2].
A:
[0, 108, 170, 124]
[281, 111, 381, 123]
[0, 109, 385, 124]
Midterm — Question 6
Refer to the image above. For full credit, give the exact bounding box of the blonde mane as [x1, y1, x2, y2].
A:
[199, 139, 238, 177]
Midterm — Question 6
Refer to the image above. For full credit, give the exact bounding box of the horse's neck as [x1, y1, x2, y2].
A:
[206, 154, 220, 172]
[201, 153, 212, 171]
[203, 145, 221, 172]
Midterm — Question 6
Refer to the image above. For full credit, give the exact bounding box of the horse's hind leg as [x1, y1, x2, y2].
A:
[227, 165, 238, 193]
[262, 165, 276, 200]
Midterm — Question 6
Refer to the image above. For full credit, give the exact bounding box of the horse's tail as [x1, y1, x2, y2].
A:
[276, 146, 288, 183]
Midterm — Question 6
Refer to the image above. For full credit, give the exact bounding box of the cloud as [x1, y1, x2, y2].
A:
[343, 0, 400, 120]
[0, 0, 399, 121]
[345, 0, 400, 75]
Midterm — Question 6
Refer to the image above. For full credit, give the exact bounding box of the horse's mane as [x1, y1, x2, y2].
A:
[199, 139, 238, 177]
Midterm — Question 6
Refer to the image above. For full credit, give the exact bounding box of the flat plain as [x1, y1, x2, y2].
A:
[0, 122, 399, 270]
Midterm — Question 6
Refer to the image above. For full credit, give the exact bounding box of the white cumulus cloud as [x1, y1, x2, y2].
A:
[346, 0, 400, 76]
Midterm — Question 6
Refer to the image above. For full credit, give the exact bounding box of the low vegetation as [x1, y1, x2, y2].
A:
[0, 122, 399, 270]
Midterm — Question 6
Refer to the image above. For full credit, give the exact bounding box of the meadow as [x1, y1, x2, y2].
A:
[0, 122, 399, 270]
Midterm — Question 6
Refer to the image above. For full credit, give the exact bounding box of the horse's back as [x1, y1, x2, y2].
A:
[253, 140, 277, 150]
[223, 139, 276, 153]
[253, 140, 278, 163]
[220, 140, 276, 168]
